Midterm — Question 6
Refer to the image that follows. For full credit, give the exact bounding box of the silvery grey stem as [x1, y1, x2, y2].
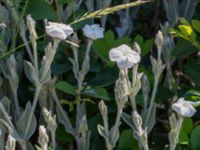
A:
[20, 31, 34, 63]
[20, 142, 27, 150]
[169, 116, 183, 150]
[144, 78, 159, 127]
[130, 65, 138, 111]
[24, 84, 42, 139]
[77, 39, 93, 95]
[31, 34, 39, 73]
[24, 39, 59, 139]
[41, 39, 60, 82]
[55, 0, 64, 21]
[11, 87, 20, 119]
[52, 88, 74, 134]
[51, 131, 56, 150]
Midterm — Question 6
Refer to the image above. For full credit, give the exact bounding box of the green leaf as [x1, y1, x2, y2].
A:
[113, 37, 131, 47]
[184, 90, 200, 101]
[192, 20, 200, 33]
[173, 39, 198, 58]
[142, 39, 153, 56]
[88, 67, 118, 87]
[185, 59, 200, 86]
[117, 129, 139, 150]
[135, 34, 144, 46]
[181, 117, 193, 135]
[25, 0, 57, 20]
[55, 81, 76, 96]
[191, 126, 200, 150]
[105, 30, 115, 45]
[179, 130, 189, 145]
[93, 38, 110, 62]
[56, 127, 74, 142]
[82, 87, 110, 100]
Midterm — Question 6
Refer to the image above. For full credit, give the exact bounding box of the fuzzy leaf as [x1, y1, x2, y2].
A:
[16, 102, 37, 140]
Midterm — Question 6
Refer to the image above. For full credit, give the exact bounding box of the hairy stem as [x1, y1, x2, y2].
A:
[24, 85, 41, 139]
[145, 78, 159, 127]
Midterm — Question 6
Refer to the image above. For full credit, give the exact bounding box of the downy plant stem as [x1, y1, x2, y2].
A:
[145, 78, 159, 127]
[111, 107, 123, 149]
[75, 39, 93, 150]
[11, 87, 20, 119]
[41, 39, 60, 82]
[24, 84, 42, 139]
[51, 131, 56, 150]
[130, 65, 139, 111]
[31, 36, 38, 72]
[25, 39, 59, 139]
[52, 88, 74, 134]
[77, 39, 93, 95]
[170, 116, 183, 150]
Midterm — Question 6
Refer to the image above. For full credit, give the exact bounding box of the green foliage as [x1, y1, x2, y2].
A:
[117, 129, 139, 150]
[82, 87, 110, 100]
[191, 126, 200, 150]
[55, 81, 76, 96]
[135, 34, 154, 56]
[25, 0, 57, 20]
[185, 58, 200, 87]
[171, 18, 200, 50]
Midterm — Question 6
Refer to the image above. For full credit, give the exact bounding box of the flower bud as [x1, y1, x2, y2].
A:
[99, 100, 108, 119]
[5, 135, 16, 150]
[38, 126, 49, 150]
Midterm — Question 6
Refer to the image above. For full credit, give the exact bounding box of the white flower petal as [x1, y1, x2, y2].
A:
[172, 97, 197, 117]
[45, 21, 73, 40]
[83, 24, 104, 40]
[108, 44, 141, 69]
[117, 56, 133, 69]
[109, 48, 123, 61]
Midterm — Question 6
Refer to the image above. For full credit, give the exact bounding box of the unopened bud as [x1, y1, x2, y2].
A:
[99, 100, 108, 118]
[133, 42, 141, 54]
[6, 135, 16, 150]
[38, 126, 49, 150]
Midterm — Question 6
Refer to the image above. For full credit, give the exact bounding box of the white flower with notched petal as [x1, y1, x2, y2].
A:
[82, 24, 104, 40]
[109, 44, 141, 69]
[45, 21, 74, 40]
[172, 97, 196, 117]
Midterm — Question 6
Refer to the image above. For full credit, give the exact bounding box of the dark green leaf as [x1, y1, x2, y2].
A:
[191, 126, 200, 150]
[82, 87, 110, 100]
[55, 81, 76, 96]
[26, 0, 57, 20]
[192, 20, 200, 33]
[117, 129, 139, 150]
[173, 39, 198, 58]
[185, 59, 200, 86]
[179, 130, 189, 145]
[181, 117, 193, 135]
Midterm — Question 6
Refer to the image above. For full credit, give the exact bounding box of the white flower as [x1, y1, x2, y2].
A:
[82, 24, 104, 40]
[109, 44, 141, 69]
[172, 97, 196, 117]
[45, 21, 74, 40]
